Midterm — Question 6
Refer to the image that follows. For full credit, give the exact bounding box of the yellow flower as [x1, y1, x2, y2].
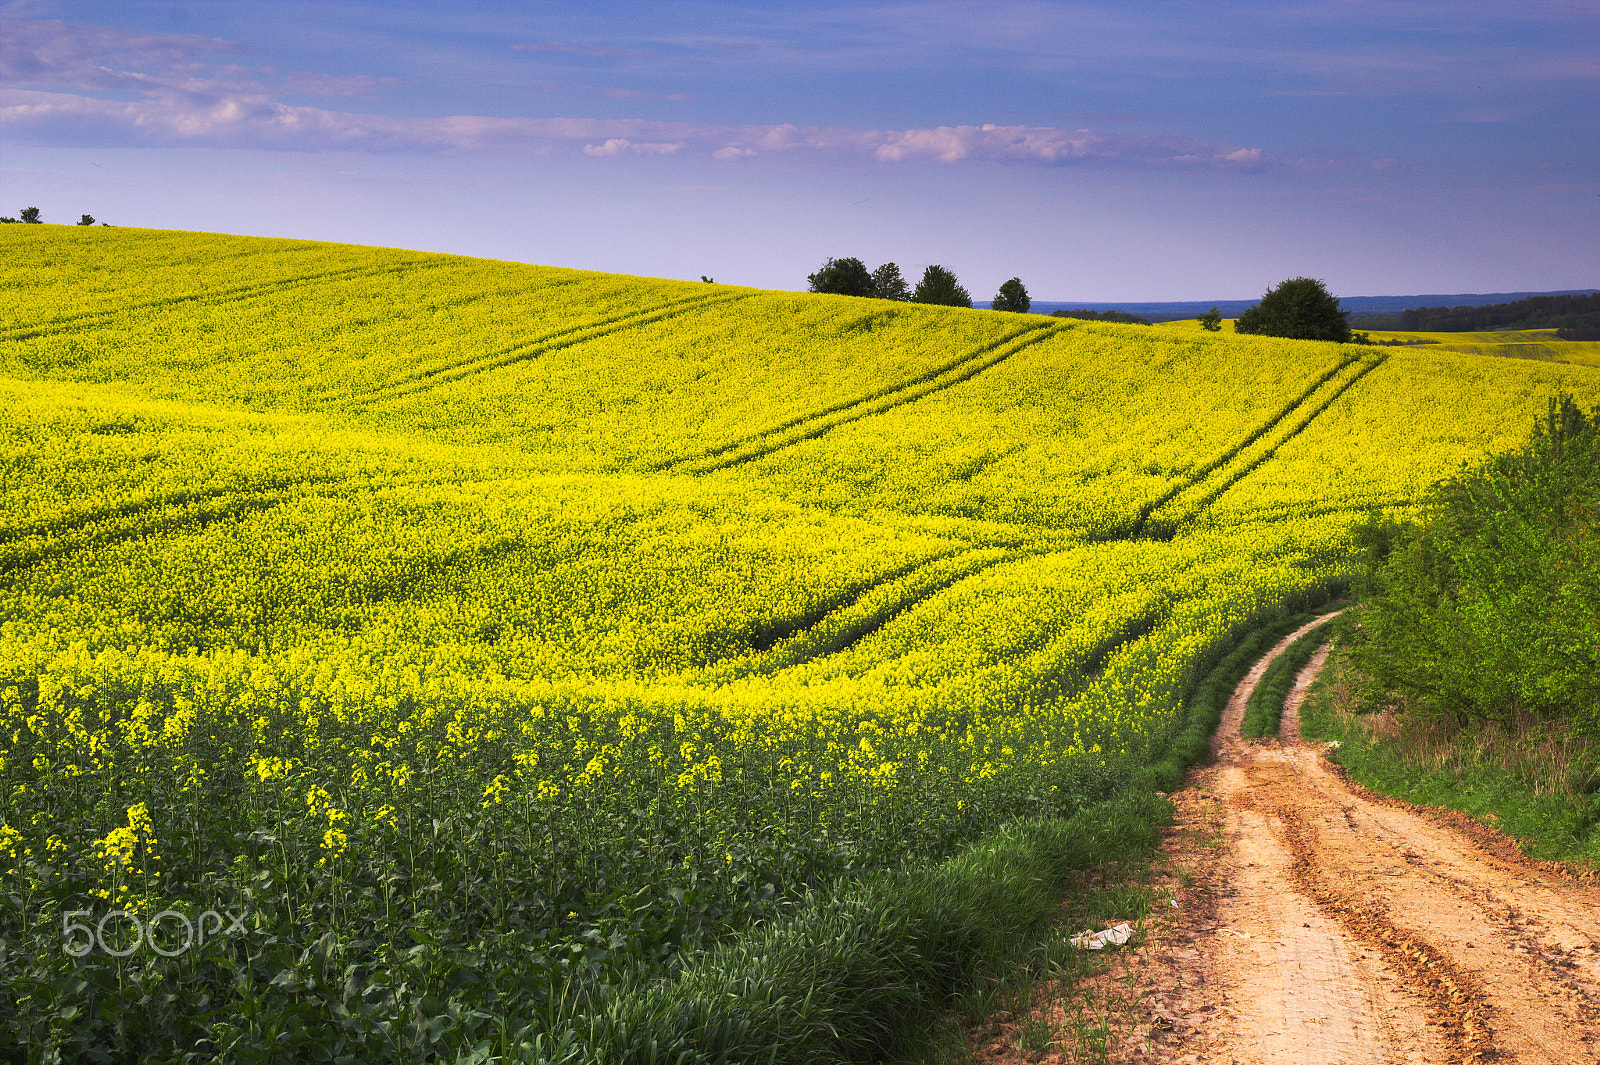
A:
[92, 802, 157, 877]
[0, 824, 21, 872]
[481, 775, 512, 806]
[95, 825, 138, 869]
[306, 785, 332, 816]
[320, 826, 349, 863]
[253, 755, 294, 782]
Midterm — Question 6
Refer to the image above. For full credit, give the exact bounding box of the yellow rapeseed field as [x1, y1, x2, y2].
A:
[3, 225, 1595, 1057]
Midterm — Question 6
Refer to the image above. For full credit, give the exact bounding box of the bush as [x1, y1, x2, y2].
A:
[1235, 277, 1352, 342]
[1346, 395, 1600, 734]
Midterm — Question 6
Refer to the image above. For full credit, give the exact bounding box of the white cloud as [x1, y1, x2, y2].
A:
[582, 137, 682, 156]
[0, 86, 1288, 169]
[0, 17, 245, 87]
[0, 15, 1292, 171]
[582, 137, 631, 157]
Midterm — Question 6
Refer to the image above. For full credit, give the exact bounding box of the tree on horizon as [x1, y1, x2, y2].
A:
[870, 262, 910, 301]
[807, 257, 876, 297]
[992, 277, 1030, 313]
[1235, 277, 1351, 342]
[912, 264, 972, 308]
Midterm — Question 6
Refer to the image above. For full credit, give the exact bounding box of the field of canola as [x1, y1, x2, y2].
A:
[1358, 327, 1600, 368]
[3, 226, 1598, 1058]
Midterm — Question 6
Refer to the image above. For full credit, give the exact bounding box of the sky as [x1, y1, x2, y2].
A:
[1, 0, 1596, 301]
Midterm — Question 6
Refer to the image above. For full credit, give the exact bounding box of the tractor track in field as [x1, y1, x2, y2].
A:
[1153, 355, 1388, 525]
[1129, 354, 1386, 537]
[0, 472, 470, 575]
[346, 289, 752, 402]
[650, 320, 1061, 475]
[1110, 619, 1600, 1064]
[0, 258, 446, 342]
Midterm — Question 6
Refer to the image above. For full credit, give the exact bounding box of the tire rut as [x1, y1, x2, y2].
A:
[347, 290, 751, 402]
[653, 321, 1060, 476]
[1204, 629, 1600, 1064]
[0, 258, 444, 342]
[1061, 616, 1600, 1064]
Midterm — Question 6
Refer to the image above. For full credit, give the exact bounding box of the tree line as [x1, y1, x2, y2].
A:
[807, 258, 1031, 312]
[1, 207, 108, 225]
[1050, 309, 1152, 325]
[1351, 292, 1600, 338]
[806, 264, 1375, 347]
[1202, 277, 1600, 345]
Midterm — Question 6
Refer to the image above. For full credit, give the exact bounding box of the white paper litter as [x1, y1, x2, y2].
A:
[1070, 922, 1134, 950]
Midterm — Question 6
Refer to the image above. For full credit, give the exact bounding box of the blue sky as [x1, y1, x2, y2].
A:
[2, 0, 1596, 300]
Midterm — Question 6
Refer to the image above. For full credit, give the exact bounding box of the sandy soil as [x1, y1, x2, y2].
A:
[968, 616, 1600, 1065]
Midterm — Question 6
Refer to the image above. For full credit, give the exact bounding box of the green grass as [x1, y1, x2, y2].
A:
[1240, 620, 1334, 739]
[1298, 643, 1600, 864]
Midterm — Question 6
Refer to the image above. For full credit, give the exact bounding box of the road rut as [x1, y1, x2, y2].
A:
[1143, 617, 1600, 1064]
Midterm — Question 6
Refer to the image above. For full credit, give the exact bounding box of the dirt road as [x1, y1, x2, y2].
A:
[1122, 617, 1600, 1065]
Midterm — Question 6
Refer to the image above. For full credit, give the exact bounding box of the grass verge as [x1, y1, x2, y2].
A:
[1298, 640, 1600, 865]
[1240, 620, 1333, 739]
[566, 792, 1171, 1065]
[885, 599, 1342, 1065]
[916, 860, 1173, 1064]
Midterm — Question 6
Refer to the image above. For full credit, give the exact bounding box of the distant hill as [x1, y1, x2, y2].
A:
[992, 290, 1600, 323]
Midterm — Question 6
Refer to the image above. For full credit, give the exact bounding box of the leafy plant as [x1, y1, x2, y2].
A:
[1346, 395, 1600, 732]
[1235, 276, 1352, 342]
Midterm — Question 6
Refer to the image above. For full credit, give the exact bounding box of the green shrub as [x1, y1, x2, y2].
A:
[1345, 395, 1600, 734]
